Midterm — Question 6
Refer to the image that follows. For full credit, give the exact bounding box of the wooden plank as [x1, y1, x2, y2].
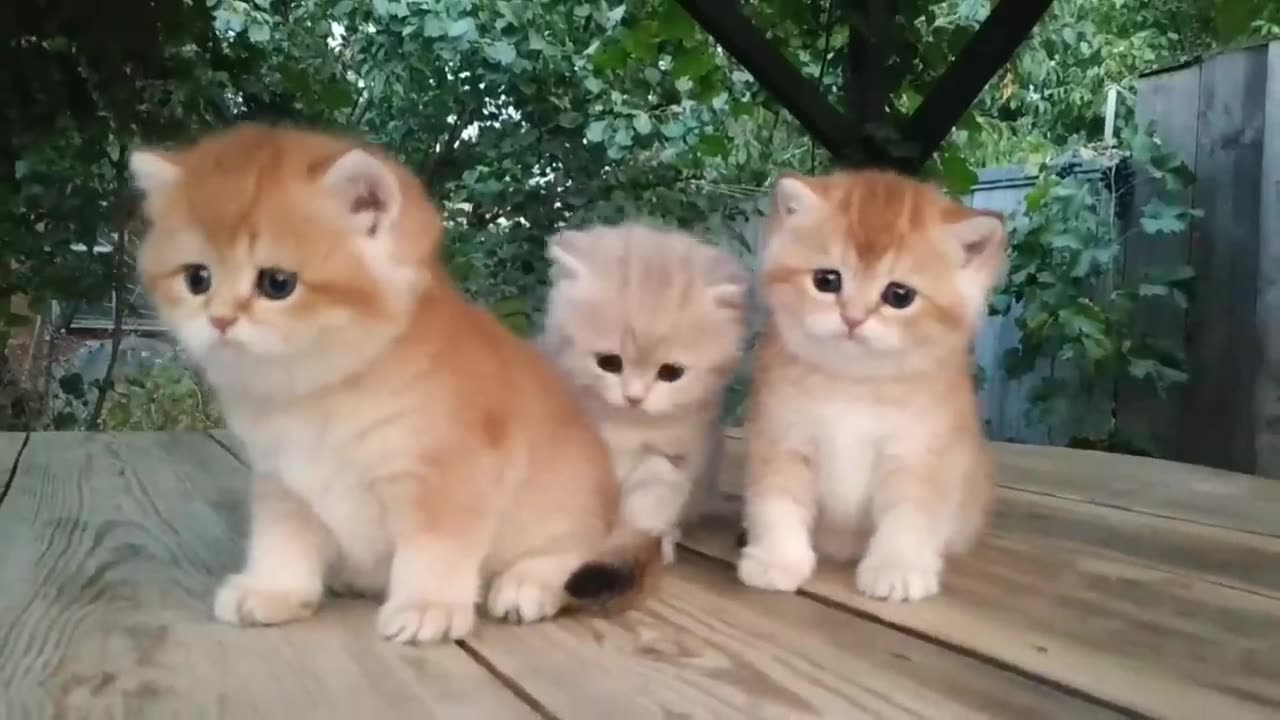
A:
[684, 521, 1280, 720]
[1257, 40, 1280, 480]
[464, 554, 1121, 719]
[704, 434, 1280, 718]
[993, 440, 1280, 536]
[1179, 45, 1270, 473]
[0, 433, 26, 502]
[0, 433, 535, 719]
[1117, 62, 1200, 457]
[994, 489, 1280, 599]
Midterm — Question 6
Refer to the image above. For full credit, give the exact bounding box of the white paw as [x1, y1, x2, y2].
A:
[855, 556, 941, 602]
[377, 601, 476, 644]
[660, 531, 680, 565]
[486, 575, 564, 624]
[213, 574, 319, 626]
[737, 541, 816, 592]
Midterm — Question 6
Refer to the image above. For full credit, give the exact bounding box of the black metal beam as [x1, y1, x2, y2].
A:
[674, 0, 859, 164]
[900, 0, 1055, 168]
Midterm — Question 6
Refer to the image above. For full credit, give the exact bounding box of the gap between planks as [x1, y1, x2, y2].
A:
[0, 433, 29, 511]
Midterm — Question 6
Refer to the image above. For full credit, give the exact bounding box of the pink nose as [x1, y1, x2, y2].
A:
[842, 314, 865, 332]
[625, 395, 643, 407]
[209, 315, 238, 333]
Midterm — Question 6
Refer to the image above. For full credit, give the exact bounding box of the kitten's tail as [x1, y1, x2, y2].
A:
[563, 525, 663, 614]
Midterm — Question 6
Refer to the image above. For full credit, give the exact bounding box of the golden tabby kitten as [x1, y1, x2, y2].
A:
[541, 223, 749, 563]
[130, 124, 659, 644]
[737, 169, 1004, 602]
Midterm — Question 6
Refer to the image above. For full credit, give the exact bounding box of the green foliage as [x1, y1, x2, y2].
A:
[3, 0, 1274, 434]
[992, 129, 1201, 450]
[44, 353, 223, 432]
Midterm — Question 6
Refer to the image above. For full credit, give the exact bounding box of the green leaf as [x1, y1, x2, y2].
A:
[485, 41, 518, 65]
[697, 134, 728, 157]
[585, 120, 608, 143]
[447, 18, 475, 37]
[938, 150, 978, 194]
[1140, 197, 1190, 235]
[247, 23, 270, 43]
[632, 112, 652, 135]
[423, 18, 448, 37]
[558, 111, 583, 128]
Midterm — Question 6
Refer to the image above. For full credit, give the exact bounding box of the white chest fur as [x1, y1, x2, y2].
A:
[808, 399, 886, 523]
[233, 408, 394, 591]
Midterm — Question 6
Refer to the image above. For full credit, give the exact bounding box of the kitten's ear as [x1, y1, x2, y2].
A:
[773, 172, 823, 217]
[704, 253, 750, 312]
[946, 209, 1007, 268]
[321, 148, 401, 237]
[128, 149, 182, 197]
[546, 230, 595, 287]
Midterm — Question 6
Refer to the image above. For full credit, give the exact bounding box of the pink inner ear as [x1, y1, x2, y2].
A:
[962, 237, 989, 263]
[351, 185, 384, 214]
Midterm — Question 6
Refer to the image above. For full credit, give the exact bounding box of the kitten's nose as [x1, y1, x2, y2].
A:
[624, 394, 643, 407]
[209, 315, 238, 333]
[841, 313, 866, 332]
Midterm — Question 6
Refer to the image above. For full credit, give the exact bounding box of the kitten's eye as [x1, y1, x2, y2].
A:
[257, 268, 298, 300]
[595, 353, 623, 374]
[183, 264, 212, 296]
[882, 281, 917, 309]
[656, 363, 685, 383]
[812, 269, 842, 294]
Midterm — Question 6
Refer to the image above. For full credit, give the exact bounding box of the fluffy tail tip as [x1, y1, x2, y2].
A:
[564, 562, 637, 605]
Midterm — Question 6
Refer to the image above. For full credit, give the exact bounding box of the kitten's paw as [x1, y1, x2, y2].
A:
[377, 600, 476, 644]
[660, 530, 681, 565]
[213, 574, 319, 626]
[855, 557, 941, 602]
[486, 574, 564, 624]
[737, 541, 816, 592]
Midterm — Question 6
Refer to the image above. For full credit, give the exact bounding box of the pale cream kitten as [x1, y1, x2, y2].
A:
[738, 169, 1004, 602]
[541, 223, 749, 563]
[131, 124, 659, 644]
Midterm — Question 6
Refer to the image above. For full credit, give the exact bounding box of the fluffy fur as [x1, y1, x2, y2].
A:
[737, 169, 1005, 602]
[541, 223, 749, 563]
[130, 124, 659, 643]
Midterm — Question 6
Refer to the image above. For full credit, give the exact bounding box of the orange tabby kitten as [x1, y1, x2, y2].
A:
[130, 124, 659, 643]
[540, 223, 749, 563]
[737, 169, 1004, 602]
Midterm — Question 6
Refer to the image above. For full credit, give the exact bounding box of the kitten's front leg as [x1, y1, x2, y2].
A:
[215, 475, 334, 626]
[621, 453, 695, 565]
[737, 441, 817, 593]
[855, 459, 952, 603]
[373, 468, 493, 644]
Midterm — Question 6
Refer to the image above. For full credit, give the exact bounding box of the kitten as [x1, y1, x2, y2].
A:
[130, 124, 660, 644]
[541, 223, 749, 564]
[737, 169, 1004, 602]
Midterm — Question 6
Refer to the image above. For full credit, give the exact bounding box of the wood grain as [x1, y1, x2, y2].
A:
[995, 488, 1280, 598]
[992, 440, 1280, 536]
[683, 522, 1280, 720]
[700, 434, 1280, 719]
[464, 554, 1120, 720]
[1181, 44, 1270, 473]
[0, 433, 535, 720]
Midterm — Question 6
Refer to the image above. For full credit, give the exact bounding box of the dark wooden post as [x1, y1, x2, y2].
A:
[1127, 40, 1280, 477]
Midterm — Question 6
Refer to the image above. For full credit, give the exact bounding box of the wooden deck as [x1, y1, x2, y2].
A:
[1, 431, 1278, 719]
